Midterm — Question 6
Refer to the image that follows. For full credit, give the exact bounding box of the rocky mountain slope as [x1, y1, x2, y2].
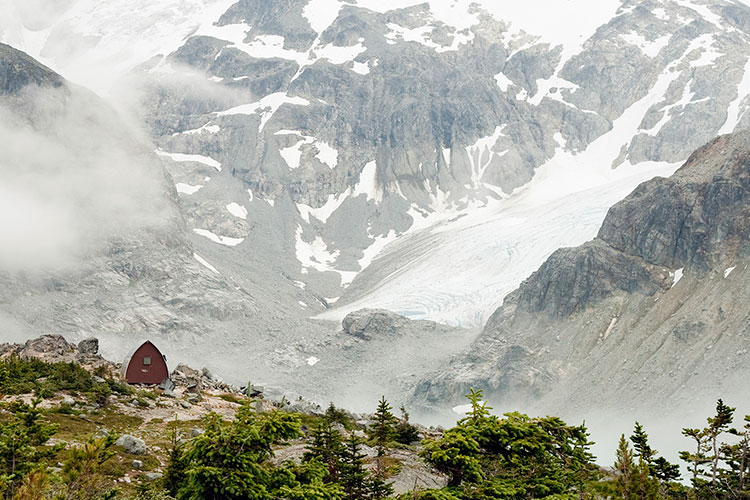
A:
[414, 129, 749, 418]
[1, 0, 750, 413]
[6, 0, 749, 326]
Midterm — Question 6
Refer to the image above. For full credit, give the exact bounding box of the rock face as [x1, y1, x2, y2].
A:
[597, 134, 750, 270]
[3, 0, 750, 410]
[415, 130, 750, 415]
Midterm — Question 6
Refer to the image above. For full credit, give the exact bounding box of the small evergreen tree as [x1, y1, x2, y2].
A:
[162, 424, 187, 497]
[369, 396, 398, 477]
[304, 420, 346, 483]
[339, 435, 370, 500]
[0, 398, 60, 499]
[395, 406, 420, 446]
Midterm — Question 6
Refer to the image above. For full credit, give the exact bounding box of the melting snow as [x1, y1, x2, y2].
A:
[303, 0, 344, 33]
[719, 56, 750, 134]
[315, 142, 338, 169]
[174, 123, 221, 136]
[353, 161, 381, 202]
[295, 225, 340, 272]
[226, 202, 248, 219]
[315, 39, 367, 64]
[724, 266, 736, 278]
[465, 126, 506, 188]
[280, 135, 314, 169]
[297, 191, 350, 224]
[194, 252, 219, 274]
[218, 93, 311, 132]
[620, 31, 671, 58]
[494, 73, 513, 92]
[155, 150, 222, 171]
[247, 189, 254, 202]
[351, 61, 371, 75]
[671, 268, 684, 287]
[384, 22, 474, 53]
[359, 230, 398, 271]
[299, 301, 308, 308]
[175, 183, 203, 194]
[193, 229, 245, 246]
[306, 356, 320, 366]
[685, 34, 723, 68]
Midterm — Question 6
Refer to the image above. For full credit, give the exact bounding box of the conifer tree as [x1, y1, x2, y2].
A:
[304, 420, 346, 483]
[369, 396, 397, 474]
[339, 435, 370, 500]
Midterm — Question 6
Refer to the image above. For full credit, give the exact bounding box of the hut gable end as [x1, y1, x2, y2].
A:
[124, 341, 168, 385]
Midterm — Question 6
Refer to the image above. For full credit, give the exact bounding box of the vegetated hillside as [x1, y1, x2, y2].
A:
[415, 129, 750, 417]
[2, 335, 750, 500]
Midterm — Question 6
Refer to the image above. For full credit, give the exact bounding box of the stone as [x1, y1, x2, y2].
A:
[190, 427, 204, 437]
[61, 396, 75, 406]
[245, 384, 264, 397]
[132, 459, 143, 469]
[180, 400, 191, 409]
[115, 435, 146, 455]
[143, 472, 163, 481]
[78, 338, 99, 355]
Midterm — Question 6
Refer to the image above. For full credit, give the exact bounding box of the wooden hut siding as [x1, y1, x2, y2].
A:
[124, 341, 168, 384]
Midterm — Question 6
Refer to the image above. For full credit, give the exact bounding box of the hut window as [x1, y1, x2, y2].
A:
[143, 356, 152, 366]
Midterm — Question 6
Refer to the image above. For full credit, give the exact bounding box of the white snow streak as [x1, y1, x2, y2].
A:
[719, 56, 750, 135]
[175, 183, 203, 194]
[353, 161, 380, 202]
[315, 142, 338, 169]
[194, 252, 220, 274]
[724, 266, 736, 278]
[226, 202, 248, 219]
[193, 229, 244, 246]
[218, 93, 311, 132]
[671, 268, 684, 287]
[620, 31, 671, 58]
[297, 191, 350, 224]
[156, 150, 222, 170]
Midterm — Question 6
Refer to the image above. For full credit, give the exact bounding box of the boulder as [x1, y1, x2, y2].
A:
[22, 335, 74, 358]
[77, 338, 99, 355]
[341, 309, 407, 340]
[115, 435, 146, 455]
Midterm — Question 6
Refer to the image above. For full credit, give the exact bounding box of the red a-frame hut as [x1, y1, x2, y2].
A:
[123, 341, 168, 384]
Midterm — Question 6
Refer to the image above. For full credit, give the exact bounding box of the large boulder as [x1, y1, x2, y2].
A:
[341, 309, 408, 340]
[77, 338, 99, 355]
[115, 434, 146, 455]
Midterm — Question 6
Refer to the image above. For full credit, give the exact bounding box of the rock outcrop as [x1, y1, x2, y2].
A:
[415, 130, 750, 415]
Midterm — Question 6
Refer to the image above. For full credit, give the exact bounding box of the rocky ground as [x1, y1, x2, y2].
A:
[0, 334, 447, 494]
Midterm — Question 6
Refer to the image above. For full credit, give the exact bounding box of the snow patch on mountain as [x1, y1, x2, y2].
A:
[297, 191, 350, 224]
[176, 183, 203, 195]
[193, 229, 244, 246]
[315, 142, 338, 169]
[218, 93, 311, 132]
[194, 252, 219, 274]
[156, 150, 222, 170]
[226, 202, 248, 220]
[719, 57, 750, 134]
[620, 32, 671, 58]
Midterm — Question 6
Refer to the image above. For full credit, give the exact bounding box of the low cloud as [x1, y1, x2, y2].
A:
[0, 84, 174, 272]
